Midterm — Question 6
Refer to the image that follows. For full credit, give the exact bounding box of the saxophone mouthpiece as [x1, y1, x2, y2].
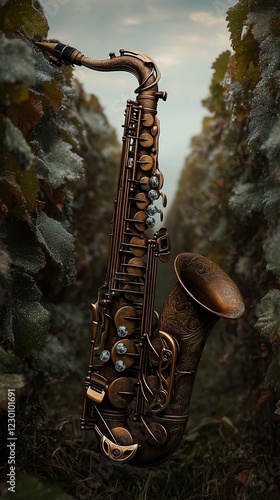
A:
[33, 40, 84, 67]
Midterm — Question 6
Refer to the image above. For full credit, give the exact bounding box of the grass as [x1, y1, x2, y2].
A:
[1, 324, 279, 499]
[4, 392, 276, 500]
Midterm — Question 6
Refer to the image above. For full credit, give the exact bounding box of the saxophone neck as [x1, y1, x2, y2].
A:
[34, 41, 167, 101]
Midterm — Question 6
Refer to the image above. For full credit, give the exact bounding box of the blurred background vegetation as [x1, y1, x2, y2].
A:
[0, 0, 280, 498]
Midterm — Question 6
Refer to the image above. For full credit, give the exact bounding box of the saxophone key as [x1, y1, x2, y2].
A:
[125, 257, 146, 276]
[129, 235, 148, 257]
[154, 169, 164, 189]
[141, 113, 154, 127]
[151, 125, 158, 137]
[107, 377, 135, 408]
[148, 189, 159, 201]
[138, 176, 150, 191]
[131, 211, 148, 231]
[139, 132, 154, 148]
[111, 339, 139, 372]
[86, 373, 107, 404]
[122, 283, 142, 301]
[134, 192, 149, 210]
[159, 191, 167, 207]
[91, 320, 98, 340]
[149, 176, 159, 188]
[137, 154, 153, 171]
[114, 305, 140, 336]
[91, 301, 99, 321]
[111, 427, 134, 446]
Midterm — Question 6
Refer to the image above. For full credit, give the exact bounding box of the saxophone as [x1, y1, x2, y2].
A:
[35, 40, 245, 466]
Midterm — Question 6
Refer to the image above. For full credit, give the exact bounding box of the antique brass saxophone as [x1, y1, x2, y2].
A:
[35, 40, 245, 466]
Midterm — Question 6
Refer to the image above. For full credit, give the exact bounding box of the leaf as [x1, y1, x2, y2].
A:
[2, 115, 34, 169]
[12, 91, 44, 137]
[35, 138, 84, 189]
[0, 32, 35, 86]
[264, 350, 280, 391]
[43, 80, 64, 110]
[32, 336, 78, 381]
[1, 216, 46, 274]
[15, 166, 40, 213]
[233, 31, 259, 84]
[229, 181, 263, 220]
[32, 47, 60, 88]
[35, 210, 76, 283]
[255, 289, 280, 342]
[0, 165, 27, 211]
[263, 115, 280, 164]
[212, 51, 231, 85]
[247, 8, 280, 43]
[226, 0, 250, 50]
[0, 145, 40, 213]
[248, 36, 280, 151]
[11, 273, 50, 357]
[263, 179, 280, 227]
[264, 226, 280, 278]
[0, 0, 49, 37]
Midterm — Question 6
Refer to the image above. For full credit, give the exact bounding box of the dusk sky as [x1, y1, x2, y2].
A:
[44, 0, 236, 205]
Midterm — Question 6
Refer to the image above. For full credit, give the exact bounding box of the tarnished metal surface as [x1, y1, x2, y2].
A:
[35, 40, 245, 466]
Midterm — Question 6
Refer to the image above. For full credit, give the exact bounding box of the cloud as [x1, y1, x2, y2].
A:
[122, 16, 143, 26]
[46, 0, 232, 205]
[189, 10, 225, 26]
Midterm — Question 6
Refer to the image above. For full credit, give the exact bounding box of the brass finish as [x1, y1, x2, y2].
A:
[129, 236, 147, 257]
[114, 306, 139, 335]
[148, 330, 178, 414]
[86, 373, 107, 404]
[107, 377, 135, 408]
[135, 192, 149, 210]
[34, 39, 245, 466]
[133, 211, 148, 231]
[138, 154, 153, 171]
[111, 339, 138, 368]
[100, 435, 139, 463]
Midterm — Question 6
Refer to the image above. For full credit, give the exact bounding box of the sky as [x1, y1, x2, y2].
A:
[43, 0, 236, 206]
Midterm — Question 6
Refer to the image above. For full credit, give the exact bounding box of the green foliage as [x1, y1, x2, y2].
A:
[0, 0, 49, 37]
[255, 290, 280, 392]
[1, 0, 280, 498]
[35, 211, 76, 283]
[32, 336, 78, 381]
[0, 4, 119, 491]
[0, 10, 121, 500]
[10, 273, 50, 357]
[165, 0, 280, 478]
[0, 0, 119, 363]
